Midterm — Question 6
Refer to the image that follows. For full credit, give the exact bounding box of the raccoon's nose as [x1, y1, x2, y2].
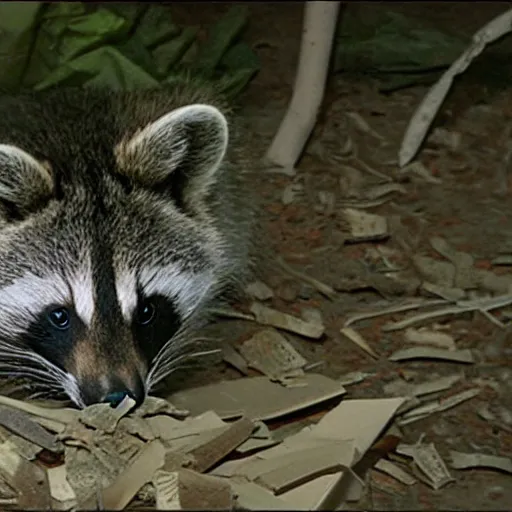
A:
[102, 375, 146, 408]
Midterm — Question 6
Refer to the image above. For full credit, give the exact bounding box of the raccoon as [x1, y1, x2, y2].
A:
[0, 76, 256, 408]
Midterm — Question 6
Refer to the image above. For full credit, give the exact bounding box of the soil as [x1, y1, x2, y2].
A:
[171, 2, 512, 510]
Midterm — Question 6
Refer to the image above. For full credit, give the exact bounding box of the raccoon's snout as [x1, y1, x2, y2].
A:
[80, 371, 146, 408]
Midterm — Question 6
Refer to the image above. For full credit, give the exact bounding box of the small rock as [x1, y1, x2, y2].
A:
[428, 127, 462, 151]
[276, 282, 298, 302]
[297, 284, 315, 300]
[300, 307, 323, 326]
[496, 407, 512, 426]
[281, 183, 303, 205]
[245, 281, 274, 301]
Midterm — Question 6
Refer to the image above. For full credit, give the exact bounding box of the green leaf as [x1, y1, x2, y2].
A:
[34, 46, 160, 91]
[193, 5, 249, 76]
[216, 42, 260, 98]
[153, 26, 199, 77]
[104, 3, 146, 31]
[217, 68, 258, 99]
[335, 7, 468, 74]
[23, 4, 129, 86]
[0, 2, 44, 89]
[134, 5, 181, 49]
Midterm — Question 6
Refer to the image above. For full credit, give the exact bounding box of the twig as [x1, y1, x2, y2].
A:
[343, 299, 448, 327]
[382, 294, 512, 332]
[276, 256, 337, 300]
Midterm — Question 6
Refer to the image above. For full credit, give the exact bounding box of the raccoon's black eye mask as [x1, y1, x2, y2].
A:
[46, 302, 158, 331]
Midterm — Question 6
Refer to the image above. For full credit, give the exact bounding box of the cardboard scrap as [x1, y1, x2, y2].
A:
[449, 451, 512, 474]
[341, 208, 389, 242]
[168, 373, 346, 421]
[209, 397, 405, 510]
[239, 329, 307, 380]
[388, 346, 474, 363]
[250, 302, 325, 339]
[398, 442, 454, 490]
[47, 464, 76, 504]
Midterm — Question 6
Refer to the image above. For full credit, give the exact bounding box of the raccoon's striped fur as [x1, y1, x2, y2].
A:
[0, 76, 256, 407]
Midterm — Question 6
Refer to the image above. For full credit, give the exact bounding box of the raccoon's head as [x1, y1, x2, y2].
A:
[0, 99, 231, 408]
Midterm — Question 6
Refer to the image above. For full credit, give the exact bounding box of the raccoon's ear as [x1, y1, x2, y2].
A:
[0, 144, 54, 218]
[115, 104, 228, 204]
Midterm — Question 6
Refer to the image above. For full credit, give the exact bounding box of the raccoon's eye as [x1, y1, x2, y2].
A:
[48, 307, 71, 330]
[137, 301, 156, 326]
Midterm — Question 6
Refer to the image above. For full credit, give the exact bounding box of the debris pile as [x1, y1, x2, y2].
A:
[0, 377, 407, 510]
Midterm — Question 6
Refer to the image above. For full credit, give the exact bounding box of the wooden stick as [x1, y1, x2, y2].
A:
[265, 1, 341, 168]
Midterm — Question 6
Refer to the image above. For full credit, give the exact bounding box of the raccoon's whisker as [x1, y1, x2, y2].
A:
[0, 343, 68, 384]
[147, 348, 221, 390]
[0, 367, 63, 388]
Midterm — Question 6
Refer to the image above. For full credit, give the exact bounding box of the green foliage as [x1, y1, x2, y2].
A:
[0, 3, 260, 98]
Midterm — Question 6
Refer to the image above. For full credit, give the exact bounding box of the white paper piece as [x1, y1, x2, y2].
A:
[154, 470, 181, 510]
[412, 443, 454, 490]
[399, 8, 512, 166]
[47, 465, 76, 503]
[450, 451, 512, 474]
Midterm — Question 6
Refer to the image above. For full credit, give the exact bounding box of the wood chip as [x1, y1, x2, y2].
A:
[340, 327, 380, 359]
[374, 459, 416, 485]
[250, 302, 324, 339]
[90, 439, 165, 510]
[168, 373, 346, 421]
[399, 388, 480, 425]
[0, 395, 78, 425]
[389, 347, 474, 363]
[0, 406, 62, 453]
[404, 327, 457, 350]
[341, 208, 388, 242]
[339, 371, 370, 386]
[410, 375, 462, 398]
[188, 417, 254, 473]
[240, 329, 307, 380]
[449, 451, 512, 474]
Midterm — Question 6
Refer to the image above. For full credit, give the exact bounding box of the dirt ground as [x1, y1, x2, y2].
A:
[170, 3, 512, 510]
